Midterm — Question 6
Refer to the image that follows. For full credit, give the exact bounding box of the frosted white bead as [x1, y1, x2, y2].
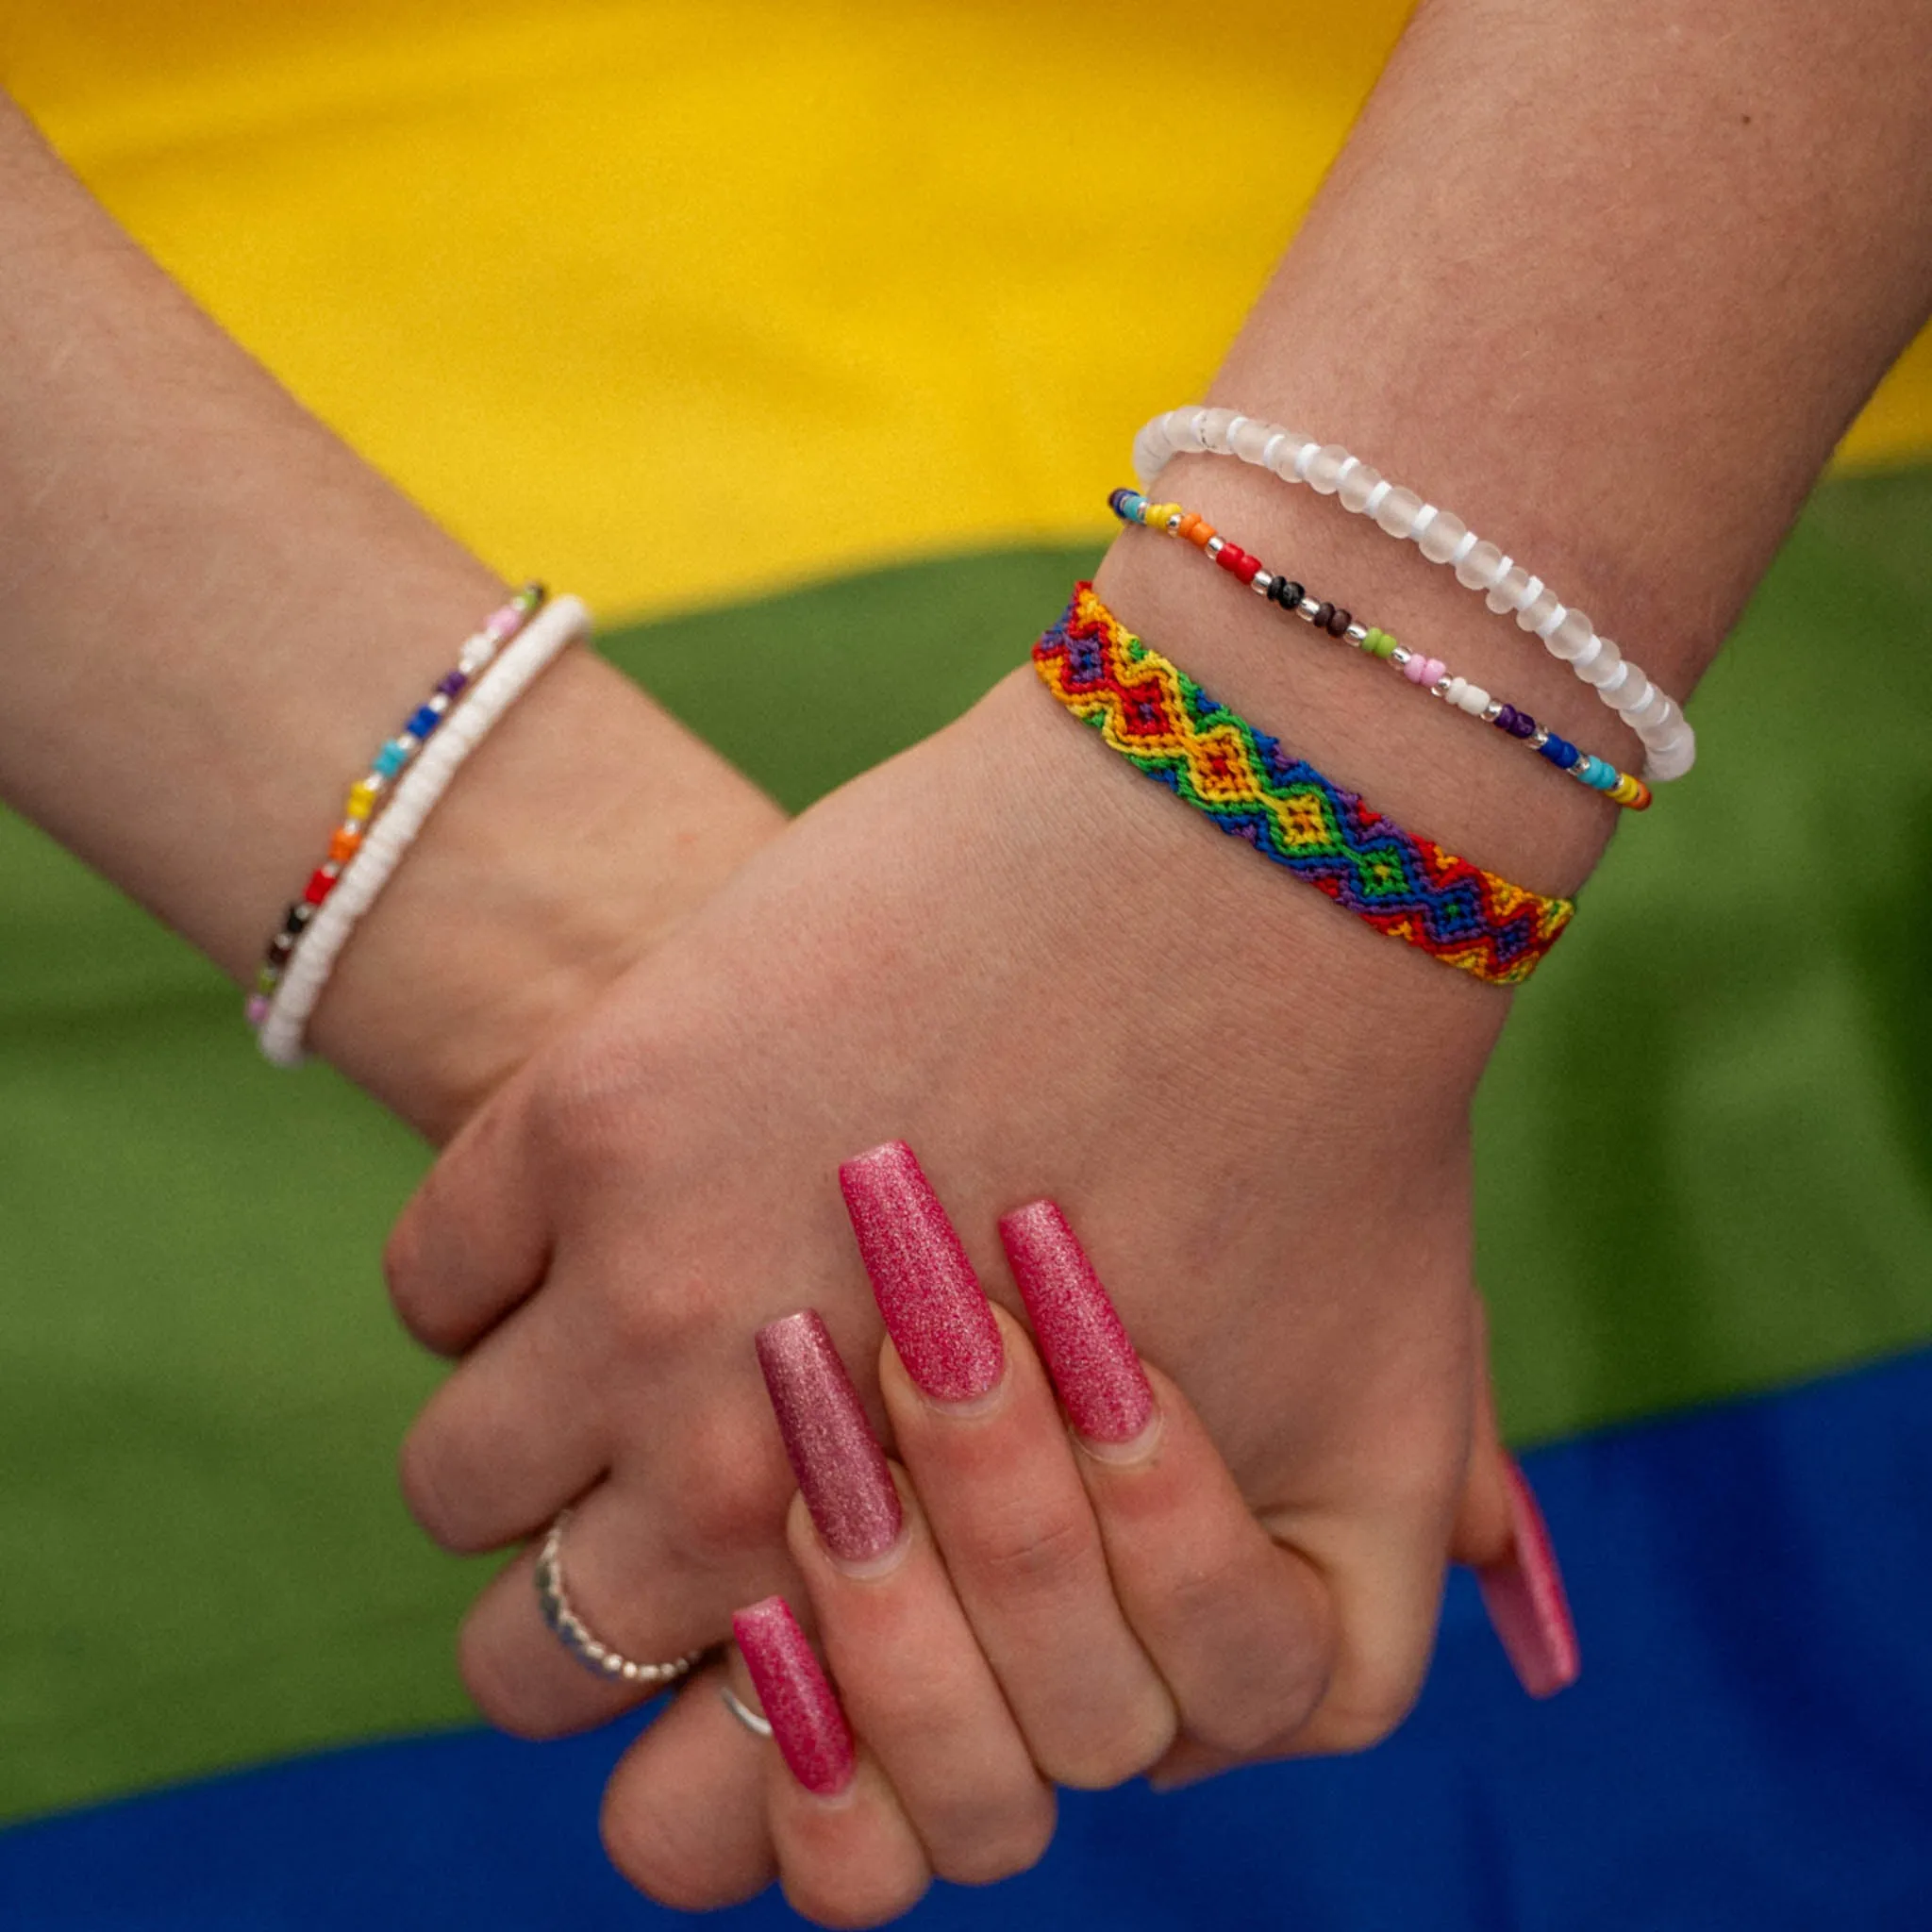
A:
[1199, 408, 1239, 452]
[1407, 503, 1439, 541]
[1615, 675, 1658, 720]
[1374, 486, 1424, 537]
[1533, 599, 1570, 640]
[1364, 479, 1394, 518]
[1339, 464, 1382, 512]
[1517, 586, 1562, 633]
[1230, 417, 1274, 463]
[1456, 683, 1491, 716]
[1291, 441, 1318, 480]
[1544, 607, 1595, 660]
[1642, 724, 1697, 782]
[1569, 633, 1606, 674]
[1260, 432, 1288, 469]
[1417, 511, 1467, 560]
[1132, 425, 1168, 488]
[1486, 564, 1530, 614]
[1596, 659, 1634, 700]
[1448, 528, 1479, 566]
[1454, 540, 1503, 588]
[1576, 638, 1624, 687]
[1512, 575, 1547, 615]
[1307, 443, 1352, 493]
[1166, 408, 1208, 452]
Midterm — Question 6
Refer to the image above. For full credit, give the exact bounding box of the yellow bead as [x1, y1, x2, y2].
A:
[346, 779, 378, 816]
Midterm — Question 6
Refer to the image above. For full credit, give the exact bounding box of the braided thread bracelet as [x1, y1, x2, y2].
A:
[245, 583, 547, 1032]
[1034, 584, 1574, 987]
[256, 593, 591, 1067]
[1110, 489, 1650, 810]
[1133, 405, 1694, 783]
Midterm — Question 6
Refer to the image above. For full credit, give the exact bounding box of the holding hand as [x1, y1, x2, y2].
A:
[601, 1144, 1577, 1925]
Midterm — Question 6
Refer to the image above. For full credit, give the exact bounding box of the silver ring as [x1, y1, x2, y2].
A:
[535, 1509, 704, 1689]
[719, 1685, 774, 1739]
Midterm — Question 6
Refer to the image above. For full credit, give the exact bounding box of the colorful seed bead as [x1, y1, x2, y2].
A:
[244, 583, 547, 1033]
[1108, 489, 1650, 812]
[1035, 584, 1574, 987]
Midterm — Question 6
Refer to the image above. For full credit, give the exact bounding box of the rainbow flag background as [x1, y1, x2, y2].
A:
[4, 6, 1931, 1924]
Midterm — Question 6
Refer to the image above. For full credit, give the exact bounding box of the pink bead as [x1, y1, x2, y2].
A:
[245, 994, 271, 1025]
[1421, 658, 1448, 686]
[1403, 655, 1430, 684]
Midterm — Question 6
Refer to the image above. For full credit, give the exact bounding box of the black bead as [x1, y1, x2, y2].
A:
[1276, 579, 1305, 609]
[1326, 607, 1351, 637]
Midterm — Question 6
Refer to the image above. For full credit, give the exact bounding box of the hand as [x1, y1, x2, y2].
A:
[385, 656, 1562, 1907]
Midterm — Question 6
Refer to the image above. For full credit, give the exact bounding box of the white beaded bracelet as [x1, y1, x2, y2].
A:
[1132, 406, 1695, 782]
[256, 592, 591, 1067]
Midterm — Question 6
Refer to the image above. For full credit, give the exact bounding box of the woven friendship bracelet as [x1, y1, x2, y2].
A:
[1110, 489, 1651, 810]
[1133, 405, 1694, 783]
[245, 583, 547, 1033]
[1034, 584, 1574, 986]
[256, 593, 590, 1066]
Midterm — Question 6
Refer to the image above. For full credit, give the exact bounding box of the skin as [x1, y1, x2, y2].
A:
[1, 0, 1928, 1914]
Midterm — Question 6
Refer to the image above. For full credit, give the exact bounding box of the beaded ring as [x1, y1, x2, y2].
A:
[1034, 584, 1574, 987]
[1110, 489, 1650, 809]
[1132, 405, 1694, 783]
[244, 584, 546, 1032]
[255, 593, 590, 1067]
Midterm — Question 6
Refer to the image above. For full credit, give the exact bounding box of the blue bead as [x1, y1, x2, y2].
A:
[408, 705, 441, 738]
[1538, 736, 1577, 769]
[374, 742, 407, 777]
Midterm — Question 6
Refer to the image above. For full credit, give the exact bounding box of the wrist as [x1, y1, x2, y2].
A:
[307, 649, 785, 1141]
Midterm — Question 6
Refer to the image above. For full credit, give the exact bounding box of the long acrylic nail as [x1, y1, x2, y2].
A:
[1476, 1458, 1581, 1698]
[731, 1596, 856, 1797]
[756, 1310, 903, 1565]
[839, 1141, 1004, 1405]
[999, 1199, 1154, 1446]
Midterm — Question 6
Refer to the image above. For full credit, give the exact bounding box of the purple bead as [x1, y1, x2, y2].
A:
[1506, 708, 1538, 739]
[1492, 703, 1519, 733]
[436, 669, 468, 698]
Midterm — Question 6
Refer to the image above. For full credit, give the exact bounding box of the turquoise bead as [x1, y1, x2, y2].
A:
[374, 741, 408, 778]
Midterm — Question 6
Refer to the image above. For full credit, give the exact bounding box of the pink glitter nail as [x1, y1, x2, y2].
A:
[731, 1596, 856, 1797]
[755, 1310, 903, 1565]
[839, 1141, 1004, 1405]
[998, 1199, 1154, 1445]
[1477, 1459, 1582, 1698]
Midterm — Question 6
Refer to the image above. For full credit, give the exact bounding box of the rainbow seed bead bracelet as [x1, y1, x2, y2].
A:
[244, 583, 546, 1030]
[1034, 584, 1574, 986]
[1110, 489, 1650, 810]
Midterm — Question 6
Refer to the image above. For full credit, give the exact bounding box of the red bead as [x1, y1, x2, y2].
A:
[302, 866, 339, 907]
[1213, 544, 1247, 575]
[1235, 553, 1262, 585]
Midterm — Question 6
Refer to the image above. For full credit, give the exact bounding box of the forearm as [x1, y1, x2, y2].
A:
[1098, 0, 1932, 894]
[0, 96, 782, 1138]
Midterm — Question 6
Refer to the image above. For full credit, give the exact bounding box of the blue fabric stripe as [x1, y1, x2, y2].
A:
[7, 1346, 1931, 1929]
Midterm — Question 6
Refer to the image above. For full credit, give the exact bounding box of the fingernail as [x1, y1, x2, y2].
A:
[998, 1199, 1154, 1445]
[731, 1596, 856, 1797]
[756, 1310, 903, 1565]
[1476, 1459, 1581, 1698]
[839, 1141, 1004, 1405]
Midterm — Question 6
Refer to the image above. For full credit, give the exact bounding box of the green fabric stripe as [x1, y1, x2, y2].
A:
[1, 476, 1927, 1819]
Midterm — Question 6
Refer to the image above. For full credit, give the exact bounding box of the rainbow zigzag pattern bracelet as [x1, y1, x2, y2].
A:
[1034, 584, 1574, 987]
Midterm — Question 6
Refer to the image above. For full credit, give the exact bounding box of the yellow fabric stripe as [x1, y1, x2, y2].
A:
[8, 2, 1928, 619]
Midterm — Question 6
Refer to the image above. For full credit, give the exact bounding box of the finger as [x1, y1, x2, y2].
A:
[875, 1307, 1178, 1788]
[455, 1473, 773, 1740]
[1452, 1290, 1581, 1697]
[397, 1295, 608, 1553]
[999, 1200, 1333, 1760]
[1448, 1291, 1517, 1568]
[785, 1487, 1058, 1886]
[756, 1307, 1058, 1880]
[735, 1596, 931, 1929]
[383, 1074, 553, 1355]
[841, 1141, 1176, 1788]
[600, 1657, 777, 1912]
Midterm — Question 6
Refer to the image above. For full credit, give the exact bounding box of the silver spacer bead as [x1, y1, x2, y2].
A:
[1390, 644, 1413, 666]
[1431, 677, 1455, 699]
[1344, 623, 1368, 644]
[1296, 597, 1321, 622]
[1481, 699, 1505, 724]
[1528, 725, 1552, 750]
[1251, 571, 1274, 595]
[1165, 511, 1184, 534]
[1205, 536, 1224, 558]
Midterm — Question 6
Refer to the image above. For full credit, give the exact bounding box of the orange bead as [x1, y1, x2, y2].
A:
[1187, 520, 1216, 548]
[328, 826, 363, 863]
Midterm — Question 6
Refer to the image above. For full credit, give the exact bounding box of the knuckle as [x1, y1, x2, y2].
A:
[601, 1786, 766, 1913]
[1312, 1661, 1427, 1757]
[1035, 1684, 1176, 1791]
[965, 1503, 1100, 1603]
[932, 1791, 1056, 1887]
